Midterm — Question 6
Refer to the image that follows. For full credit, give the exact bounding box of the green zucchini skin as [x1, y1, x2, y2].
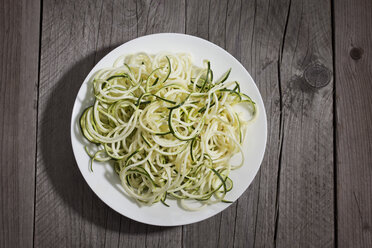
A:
[80, 53, 257, 207]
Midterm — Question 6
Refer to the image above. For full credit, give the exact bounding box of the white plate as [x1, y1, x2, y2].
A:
[70, 33, 267, 226]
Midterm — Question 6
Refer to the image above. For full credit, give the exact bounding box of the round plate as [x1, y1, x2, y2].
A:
[70, 33, 267, 226]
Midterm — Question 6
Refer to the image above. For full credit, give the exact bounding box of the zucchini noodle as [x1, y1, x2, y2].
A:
[80, 52, 257, 209]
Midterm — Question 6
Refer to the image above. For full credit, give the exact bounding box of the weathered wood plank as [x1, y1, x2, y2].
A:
[35, 0, 185, 247]
[184, 0, 336, 247]
[0, 0, 40, 247]
[335, 0, 372, 247]
[184, 0, 289, 247]
[233, 0, 291, 247]
[96, 2, 141, 247]
[118, 1, 185, 247]
[35, 0, 110, 246]
[183, 1, 230, 247]
[275, 0, 334, 247]
[35, 0, 337, 247]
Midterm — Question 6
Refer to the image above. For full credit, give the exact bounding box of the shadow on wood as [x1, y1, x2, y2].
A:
[37, 46, 174, 237]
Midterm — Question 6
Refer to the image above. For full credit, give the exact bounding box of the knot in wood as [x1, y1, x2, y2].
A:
[304, 64, 331, 88]
[350, 47, 363, 60]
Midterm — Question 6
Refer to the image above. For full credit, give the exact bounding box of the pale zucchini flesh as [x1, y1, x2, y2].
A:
[80, 52, 257, 209]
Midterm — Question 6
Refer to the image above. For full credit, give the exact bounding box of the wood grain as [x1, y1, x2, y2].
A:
[35, 0, 184, 247]
[275, 0, 334, 247]
[183, 1, 232, 247]
[335, 0, 372, 247]
[26, 0, 340, 247]
[35, 0, 109, 246]
[233, 0, 291, 246]
[186, 0, 334, 247]
[184, 0, 283, 247]
[34, 0, 336, 247]
[0, 0, 40, 247]
[8, 0, 372, 247]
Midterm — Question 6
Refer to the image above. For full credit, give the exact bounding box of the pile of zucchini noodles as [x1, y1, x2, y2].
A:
[80, 52, 257, 210]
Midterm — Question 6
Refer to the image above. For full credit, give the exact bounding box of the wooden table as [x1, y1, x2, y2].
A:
[1, 0, 371, 247]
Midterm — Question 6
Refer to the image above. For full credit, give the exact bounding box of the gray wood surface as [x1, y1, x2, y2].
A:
[0, 0, 40, 247]
[335, 0, 372, 247]
[275, 0, 334, 247]
[34, 0, 185, 247]
[1, 0, 372, 247]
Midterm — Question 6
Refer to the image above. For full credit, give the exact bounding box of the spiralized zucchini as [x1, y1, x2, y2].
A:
[80, 52, 257, 210]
